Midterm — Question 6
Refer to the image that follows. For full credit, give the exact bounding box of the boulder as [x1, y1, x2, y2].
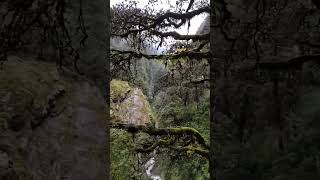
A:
[111, 80, 153, 125]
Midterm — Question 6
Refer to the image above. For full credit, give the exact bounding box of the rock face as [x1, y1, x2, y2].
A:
[0, 56, 107, 180]
[110, 80, 153, 125]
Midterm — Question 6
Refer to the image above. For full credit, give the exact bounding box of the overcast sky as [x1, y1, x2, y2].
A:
[110, 0, 208, 35]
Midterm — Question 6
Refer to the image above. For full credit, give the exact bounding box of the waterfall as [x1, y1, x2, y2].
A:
[144, 60, 167, 180]
[111, 36, 168, 180]
[148, 60, 154, 99]
[146, 59, 167, 102]
[144, 114, 163, 180]
[145, 149, 161, 180]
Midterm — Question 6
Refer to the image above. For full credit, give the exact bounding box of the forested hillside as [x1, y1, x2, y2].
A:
[110, 0, 210, 179]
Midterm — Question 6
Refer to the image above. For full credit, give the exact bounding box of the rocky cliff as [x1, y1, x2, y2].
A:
[111, 79, 153, 125]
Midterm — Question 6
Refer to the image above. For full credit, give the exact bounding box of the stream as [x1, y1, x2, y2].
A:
[111, 37, 167, 179]
[144, 150, 161, 180]
[143, 59, 166, 180]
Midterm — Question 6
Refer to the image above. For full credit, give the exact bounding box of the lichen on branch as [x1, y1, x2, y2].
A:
[110, 123, 209, 159]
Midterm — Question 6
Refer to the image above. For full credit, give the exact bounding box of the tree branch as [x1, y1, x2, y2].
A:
[134, 138, 209, 158]
[112, 6, 210, 38]
[150, 30, 209, 41]
[170, 146, 209, 159]
[111, 123, 209, 149]
[111, 49, 210, 59]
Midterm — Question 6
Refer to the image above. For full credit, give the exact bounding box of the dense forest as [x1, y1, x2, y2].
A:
[111, 0, 320, 179]
[110, 0, 210, 179]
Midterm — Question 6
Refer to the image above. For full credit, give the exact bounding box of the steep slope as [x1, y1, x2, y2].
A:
[111, 79, 153, 125]
[110, 79, 156, 179]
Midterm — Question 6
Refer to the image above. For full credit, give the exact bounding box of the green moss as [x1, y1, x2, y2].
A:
[154, 92, 210, 179]
[111, 80, 154, 124]
[137, 89, 155, 123]
[110, 79, 132, 102]
[111, 129, 142, 179]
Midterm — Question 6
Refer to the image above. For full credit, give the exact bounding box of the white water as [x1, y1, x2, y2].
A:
[145, 150, 162, 180]
[143, 61, 167, 180]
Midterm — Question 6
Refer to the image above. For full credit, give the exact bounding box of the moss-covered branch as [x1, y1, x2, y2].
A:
[135, 142, 209, 159]
[110, 123, 209, 149]
[133, 135, 209, 159]
[111, 124, 209, 160]
[170, 146, 209, 159]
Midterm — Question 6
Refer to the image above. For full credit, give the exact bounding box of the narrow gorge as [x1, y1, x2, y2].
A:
[110, 14, 210, 178]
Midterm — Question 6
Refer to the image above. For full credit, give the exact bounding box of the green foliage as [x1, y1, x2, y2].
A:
[159, 152, 209, 180]
[154, 93, 210, 179]
[155, 95, 209, 142]
[111, 79, 155, 125]
[111, 129, 143, 179]
[110, 79, 132, 101]
[111, 43, 209, 178]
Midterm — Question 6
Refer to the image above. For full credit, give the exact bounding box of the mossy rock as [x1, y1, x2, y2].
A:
[110, 79, 132, 102]
[110, 79, 154, 125]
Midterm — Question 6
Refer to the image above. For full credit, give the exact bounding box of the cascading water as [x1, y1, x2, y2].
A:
[146, 59, 167, 101]
[111, 37, 168, 179]
[143, 60, 166, 180]
[145, 149, 161, 180]
[148, 60, 154, 99]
